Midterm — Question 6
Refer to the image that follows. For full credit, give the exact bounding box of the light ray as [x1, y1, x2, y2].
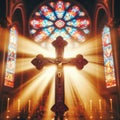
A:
[2, 24, 108, 119]
[16, 58, 34, 73]
[17, 35, 56, 58]
[4, 66, 56, 118]
[64, 66, 105, 118]
[64, 36, 103, 59]
[43, 76, 55, 119]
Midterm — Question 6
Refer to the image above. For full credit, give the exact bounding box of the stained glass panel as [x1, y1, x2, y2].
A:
[55, 1, 65, 18]
[4, 26, 18, 88]
[29, 1, 91, 43]
[102, 25, 116, 88]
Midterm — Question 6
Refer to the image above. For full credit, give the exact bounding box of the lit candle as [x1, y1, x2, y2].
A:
[18, 99, 20, 112]
[99, 99, 102, 112]
[110, 98, 113, 111]
[90, 99, 92, 111]
[28, 100, 31, 112]
[7, 98, 10, 111]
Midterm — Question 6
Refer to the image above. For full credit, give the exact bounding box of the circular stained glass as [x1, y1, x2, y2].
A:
[29, 0, 91, 43]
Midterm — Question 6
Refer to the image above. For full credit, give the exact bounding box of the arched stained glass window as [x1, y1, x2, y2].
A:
[102, 25, 116, 88]
[29, 0, 91, 44]
[4, 26, 18, 88]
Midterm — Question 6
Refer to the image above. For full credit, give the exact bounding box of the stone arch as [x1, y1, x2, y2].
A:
[11, 2, 27, 35]
[94, 2, 111, 35]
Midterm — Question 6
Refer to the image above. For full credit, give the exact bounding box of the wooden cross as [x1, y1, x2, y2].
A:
[31, 36, 88, 120]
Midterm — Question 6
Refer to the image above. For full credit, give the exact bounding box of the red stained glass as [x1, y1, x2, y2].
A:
[55, 20, 65, 29]
[29, 1, 91, 42]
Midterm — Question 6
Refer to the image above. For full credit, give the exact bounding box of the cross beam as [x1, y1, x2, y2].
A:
[31, 36, 88, 120]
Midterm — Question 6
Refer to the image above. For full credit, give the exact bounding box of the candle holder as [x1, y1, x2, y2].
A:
[27, 114, 31, 120]
[16, 115, 20, 119]
[16, 111, 20, 120]
[89, 115, 93, 119]
[99, 114, 103, 119]
[98, 99, 103, 119]
[109, 111, 115, 120]
[6, 98, 10, 119]
[6, 110, 10, 119]
[27, 99, 31, 119]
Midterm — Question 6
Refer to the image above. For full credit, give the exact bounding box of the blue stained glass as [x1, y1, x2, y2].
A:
[102, 26, 111, 46]
[42, 20, 53, 27]
[71, 6, 79, 13]
[50, 29, 70, 40]
[67, 19, 77, 26]
[78, 11, 85, 16]
[65, 26, 77, 35]
[64, 12, 75, 21]
[83, 29, 90, 34]
[55, 11, 65, 19]
[29, 1, 91, 43]
[103, 26, 110, 33]
[55, 1, 65, 18]
[41, 5, 56, 21]
[102, 25, 116, 88]
[67, 19, 90, 30]
[64, 6, 79, 21]
[30, 19, 53, 29]
[4, 26, 18, 88]
[43, 27, 55, 35]
[45, 13, 56, 21]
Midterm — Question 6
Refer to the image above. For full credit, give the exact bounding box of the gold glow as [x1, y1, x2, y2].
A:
[43, 76, 55, 119]
[17, 35, 56, 58]
[4, 66, 56, 118]
[1, 27, 109, 119]
[16, 58, 34, 73]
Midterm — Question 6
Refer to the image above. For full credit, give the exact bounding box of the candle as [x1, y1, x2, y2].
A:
[99, 99, 102, 112]
[7, 98, 10, 111]
[110, 98, 113, 111]
[18, 99, 20, 112]
[28, 100, 31, 112]
[90, 99, 92, 111]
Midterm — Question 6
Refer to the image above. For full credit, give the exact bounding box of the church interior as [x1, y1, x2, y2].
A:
[0, 0, 120, 120]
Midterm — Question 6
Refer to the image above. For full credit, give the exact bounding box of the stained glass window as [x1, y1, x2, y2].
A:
[102, 25, 116, 88]
[29, 1, 91, 43]
[4, 26, 18, 88]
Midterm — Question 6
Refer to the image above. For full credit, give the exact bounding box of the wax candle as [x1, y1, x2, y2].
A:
[18, 99, 20, 111]
[110, 98, 113, 111]
[99, 99, 102, 112]
[7, 98, 10, 111]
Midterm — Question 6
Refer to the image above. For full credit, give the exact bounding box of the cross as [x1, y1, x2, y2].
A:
[31, 36, 88, 120]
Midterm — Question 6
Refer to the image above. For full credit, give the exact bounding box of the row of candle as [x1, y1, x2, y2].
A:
[6, 98, 113, 112]
[89, 98, 113, 112]
[7, 98, 31, 112]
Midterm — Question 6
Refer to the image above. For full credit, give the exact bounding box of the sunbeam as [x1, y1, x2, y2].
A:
[2, 26, 107, 119]
[17, 35, 56, 58]
[4, 66, 56, 118]
[16, 58, 34, 73]
[64, 65, 105, 119]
